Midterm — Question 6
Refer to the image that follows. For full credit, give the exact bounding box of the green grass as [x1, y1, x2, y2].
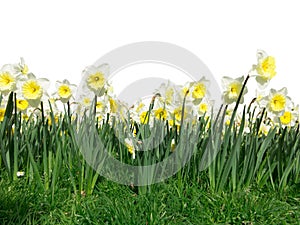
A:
[1, 175, 299, 224]
[0, 83, 300, 224]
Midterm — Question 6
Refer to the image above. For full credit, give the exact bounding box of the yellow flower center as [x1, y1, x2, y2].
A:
[280, 111, 292, 125]
[257, 56, 276, 80]
[199, 103, 208, 113]
[16, 99, 29, 111]
[261, 56, 276, 77]
[22, 80, 43, 100]
[192, 83, 206, 99]
[154, 108, 167, 120]
[87, 72, 105, 91]
[82, 97, 91, 106]
[270, 94, 286, 112]
[0, 72, 15, 91]
[228, 83, 241, 99]
[58, 85, 72, 99]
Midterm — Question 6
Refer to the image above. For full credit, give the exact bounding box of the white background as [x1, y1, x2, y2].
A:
[1, 1, 299, 105]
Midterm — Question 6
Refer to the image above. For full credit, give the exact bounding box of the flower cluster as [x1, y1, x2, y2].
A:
[0, 50, 299, 158]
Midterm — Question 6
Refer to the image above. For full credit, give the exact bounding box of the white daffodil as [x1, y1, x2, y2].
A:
[193, 97, 214, 117]
[19, 73, 50, 108]
[129, 99, 151, 124]
[259, 122, 272, 136]
[251, 50, 276, 88]
[153, 107, 168, 120]
[0, 64, 17, 95]
[221, 76, 248, 105]
[74, 92, 95, 118]
[16, 98, 29, 112]
[13, 58, 29, 76]
[83, 63, 109, 97]
[260, 88, 291, 115]
[139, 110, 151, 125]
[125, 138, 136, 159]
[276, 104, 299, 127]
[154, 81, 182, 106]
[16, 171, 25, 177]
[55, 79, 77, 103]
[167, 103, 192, 127]
[189, 77, 210, 105]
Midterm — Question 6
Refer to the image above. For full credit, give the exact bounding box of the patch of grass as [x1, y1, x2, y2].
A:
[1, 175, 299, 224]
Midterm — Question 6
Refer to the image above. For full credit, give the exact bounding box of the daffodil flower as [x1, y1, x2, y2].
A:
[221, 76, 248, 105]
[259, 122, 272, 136]
[252, 50, 276, 88]
[83, 64, 109, 97]
[0, 65, 17, 95]
[55, 79, 77, 103]
[20, 73, 50, 107]
[260, 87, 291, 115]
[125, 138, 136, 159]
[154, 107, 167, 120]
[16, 171, 25, 177]
[155, 81, 181, 106]
[139, 111, 150, 124]
[189, 77, 209, 105]
[276, 104, 299, 127]
[130, 99, 149, 124]
[13, 58, 29, 76]
[16, 99, 29, 111]
[193, 97, 213, 117]
[168, 104, 192, 126]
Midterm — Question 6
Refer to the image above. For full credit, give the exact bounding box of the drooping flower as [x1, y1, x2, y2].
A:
[55, 79, 77, 103]
[260, 87, 291, 115]
[83, 64, 109, 96]
[221, 76, 248, 104]
[252, 50, 276, 87]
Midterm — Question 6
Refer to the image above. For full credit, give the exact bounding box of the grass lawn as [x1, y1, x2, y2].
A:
[1, 175, 299, 224]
